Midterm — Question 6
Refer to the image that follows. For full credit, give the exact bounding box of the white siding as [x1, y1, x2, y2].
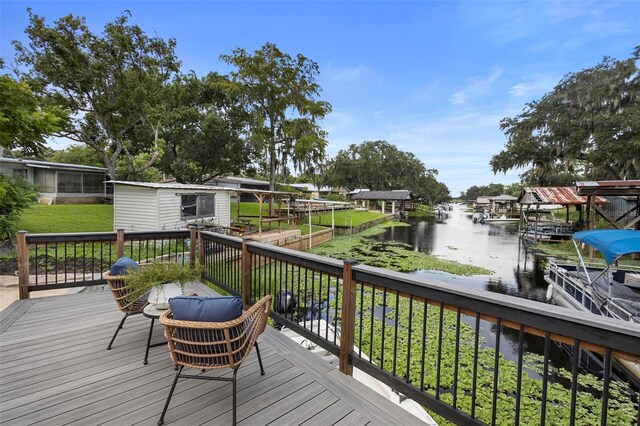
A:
[216, 191, 231, 227]
[156, 189, 231, 229]
[157, 189, 184, 230]
[113, 185, 159, 231]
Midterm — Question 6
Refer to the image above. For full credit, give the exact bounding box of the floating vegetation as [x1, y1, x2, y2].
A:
[205, 222, 639, 425]
[352, 289, 638, 425]
[309, 222, 492, 276]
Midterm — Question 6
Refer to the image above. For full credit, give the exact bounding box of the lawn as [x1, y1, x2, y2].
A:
[231, 202, 388, 234]
[18, 202, 387, 236]
[310, 208, 387, 227]
[18, 204, 113, 234]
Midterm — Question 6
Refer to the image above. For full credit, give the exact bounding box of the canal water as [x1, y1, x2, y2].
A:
[371, 205, 586, 374]
[373, 204, 549, 302]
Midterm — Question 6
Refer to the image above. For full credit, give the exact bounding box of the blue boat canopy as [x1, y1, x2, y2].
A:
[573, 230, 640, 265]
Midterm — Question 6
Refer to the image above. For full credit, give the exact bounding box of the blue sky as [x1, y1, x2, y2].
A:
[2, 1, 639, 195]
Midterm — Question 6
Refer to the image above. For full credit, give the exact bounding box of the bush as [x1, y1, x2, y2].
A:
[324, 193, 346, 202]
[0, 174, 38, 241]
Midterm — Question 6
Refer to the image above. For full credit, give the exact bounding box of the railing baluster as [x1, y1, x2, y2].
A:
[54, 243, 58, 285]
[381, 289, 387, 371]
[471, 312, 480, 418]
[303, 266, 308, 331]
[453, 307, 460, 408]
[73, 242, 76, 283]
[420, 298, 428, 392]
[600, 347, 611, 426]
[541, 331, 550, 425]
[333, 273, 340, 346]
[515, 324, 524, 425]
[296, 263, 302, 321]
[369, 284, 375, 364]
[491, 318, 502, 426]
[44, 242, 48, 285]
[325, 270, 331, 341]
[82, 241, 86, 283]
[436, 302, 444, 399]
[310, 268, 316, 335]
[406, 295, 413, 384]
[358, 282, 364, 358]
[569, 339, 581, 426]
[64, 243, 68, 283]
[392, 292, 400, 377]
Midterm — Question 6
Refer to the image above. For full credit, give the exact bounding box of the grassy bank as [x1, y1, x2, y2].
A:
[231, 202, 387, 235]
[309, 222, 491, 276]
[532, 240, 640, 269]
[408, 204, 433, 218]
[18, 204, 113, 233]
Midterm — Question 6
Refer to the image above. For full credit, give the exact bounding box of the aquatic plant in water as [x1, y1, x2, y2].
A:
[310, 223, 492, 276]
[205, 222, 638, 424]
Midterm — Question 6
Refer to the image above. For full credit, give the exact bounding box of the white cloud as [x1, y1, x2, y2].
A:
[323, 64, 380, 83]
[450, 68, 503, 105]
[509, 73, 559, 98]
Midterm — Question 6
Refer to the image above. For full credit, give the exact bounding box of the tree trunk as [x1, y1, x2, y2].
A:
[269, 142, 276, 216]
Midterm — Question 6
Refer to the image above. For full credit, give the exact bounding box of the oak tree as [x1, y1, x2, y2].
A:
[13, 10, 181, 179]
[0, 61, 67, 156]
[221, 43, 331, 198]
[492, 47, 640, 184]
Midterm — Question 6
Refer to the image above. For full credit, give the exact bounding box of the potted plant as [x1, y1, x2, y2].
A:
[125, 261, 201, 309]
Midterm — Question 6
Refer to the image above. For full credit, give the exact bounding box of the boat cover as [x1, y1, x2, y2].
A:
[590, 274, 640, 324]
[573, 230, 640, 265]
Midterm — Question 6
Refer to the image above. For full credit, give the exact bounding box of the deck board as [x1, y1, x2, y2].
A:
[0, 284, 426, 425]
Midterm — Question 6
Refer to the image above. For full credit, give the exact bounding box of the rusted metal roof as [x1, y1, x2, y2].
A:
[518, 186, 608, 205]
[577, 180, 640, 188]
[576, 180, 640, 196]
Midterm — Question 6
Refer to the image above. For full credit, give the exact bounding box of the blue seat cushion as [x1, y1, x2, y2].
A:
[169, 296, 243, 322]
[109, 256, 140, 276]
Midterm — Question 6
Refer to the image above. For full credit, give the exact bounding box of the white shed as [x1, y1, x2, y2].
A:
[111, 181, 232, 231]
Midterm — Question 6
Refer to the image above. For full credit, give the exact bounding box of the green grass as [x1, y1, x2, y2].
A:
[231, 202, 387, 226]
[18, 204, 113, 233]
[409, 204, 434, 218]
[230, 202, 387, 235]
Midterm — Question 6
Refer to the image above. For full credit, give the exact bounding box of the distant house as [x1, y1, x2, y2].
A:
[0, 157, 108, 204]
[351, 190, 414, 213]
[289, 183, 348, 199]
[111, 181, 231, 231]
[474, 197, 491, 206]
[346, 188, 370, 200]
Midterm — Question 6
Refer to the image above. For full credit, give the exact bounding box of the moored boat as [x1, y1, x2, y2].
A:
[482, 214, 519, 225]
[522, 222, 575, 243]
[545, 229, 640, 379]
[545, 229, 640, 323]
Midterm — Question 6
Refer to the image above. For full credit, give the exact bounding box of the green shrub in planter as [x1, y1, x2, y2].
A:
[125, 261, 201, 306]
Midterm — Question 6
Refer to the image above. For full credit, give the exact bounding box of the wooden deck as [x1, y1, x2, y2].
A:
[0, 283, 425, 425]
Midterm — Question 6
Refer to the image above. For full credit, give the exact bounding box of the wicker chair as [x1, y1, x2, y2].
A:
[103, 271, 150, 350]
[157, 295, 272, 426]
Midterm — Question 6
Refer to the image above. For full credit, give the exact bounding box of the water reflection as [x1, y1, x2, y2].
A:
[373, 204, 547, 301]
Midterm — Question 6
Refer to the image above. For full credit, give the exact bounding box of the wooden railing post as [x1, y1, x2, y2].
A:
[241, 238, 252, 309]
[17, 231, 30, 299]
[198, 230, 205, 268]
[116, 228, 125, 258]
[339, 259, 358, 376]
[189, 226, 197, 269]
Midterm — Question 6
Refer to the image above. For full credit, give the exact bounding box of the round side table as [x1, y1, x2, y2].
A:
[142, 304, 168, 365]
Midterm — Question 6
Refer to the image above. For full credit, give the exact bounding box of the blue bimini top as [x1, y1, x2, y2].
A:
[573, 230, 640, 265]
